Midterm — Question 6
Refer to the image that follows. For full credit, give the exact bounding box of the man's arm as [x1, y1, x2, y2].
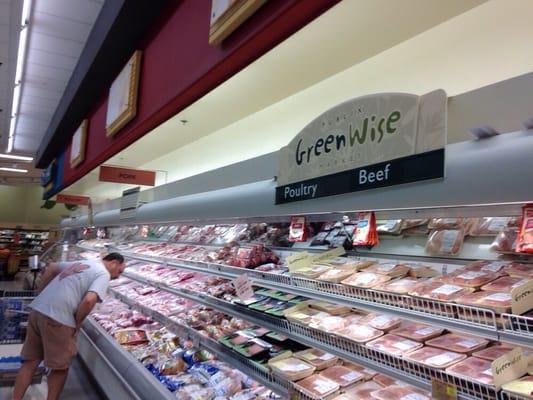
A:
[75, 291, 99, 331]
[37, 263, 61, 292]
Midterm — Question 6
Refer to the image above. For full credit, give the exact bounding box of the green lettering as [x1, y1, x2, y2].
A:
[324, 135, 334, 153]
[349, 123, 366, 146]
[387, 111, 401, 134]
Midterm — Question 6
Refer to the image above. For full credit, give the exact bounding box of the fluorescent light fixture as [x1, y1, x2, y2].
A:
[0, 167, 28, 173]
[14, 27, 27, 83]
[0, 153, 33, 161]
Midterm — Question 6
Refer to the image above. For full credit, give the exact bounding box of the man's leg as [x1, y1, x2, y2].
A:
[12, 359, 41, 400]
[46, 369, 69, 400]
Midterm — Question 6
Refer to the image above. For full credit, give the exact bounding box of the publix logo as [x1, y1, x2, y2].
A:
[295, 110, 401, 165]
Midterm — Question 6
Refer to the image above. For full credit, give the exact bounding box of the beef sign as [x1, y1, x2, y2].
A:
[275, 90, 447, 204]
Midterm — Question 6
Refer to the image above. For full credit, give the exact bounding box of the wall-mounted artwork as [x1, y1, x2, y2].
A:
[209, 0, 266, 45]
[70, 119, 88, 168]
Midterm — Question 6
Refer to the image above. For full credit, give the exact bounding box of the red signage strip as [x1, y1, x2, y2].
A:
[99, 165, 156, 186]
[56, 194, 91, 206]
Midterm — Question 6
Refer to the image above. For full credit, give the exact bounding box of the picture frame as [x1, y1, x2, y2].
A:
[105, 50, 142, 137]
[70, 119, 88, 168]
[209, 0, 266, 45]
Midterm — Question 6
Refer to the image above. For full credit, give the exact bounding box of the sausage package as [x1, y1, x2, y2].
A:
[516, 204, 533, 253]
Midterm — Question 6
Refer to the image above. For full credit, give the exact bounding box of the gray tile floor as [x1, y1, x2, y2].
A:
[1, 274, 106, 400]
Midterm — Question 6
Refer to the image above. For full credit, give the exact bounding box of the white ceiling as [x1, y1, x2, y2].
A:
[0, 0, 103, 184]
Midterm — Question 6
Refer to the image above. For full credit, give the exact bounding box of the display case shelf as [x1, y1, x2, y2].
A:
[117, 271, 497, 400]
[97, 246, 533, 347]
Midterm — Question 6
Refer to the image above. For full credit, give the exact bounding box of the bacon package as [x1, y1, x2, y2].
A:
[445, 357, 494, 385]
[390, 322, 444, 342]
[365, 334, 423, 356]
[425, 229, 465, 255]
[405, 346, 466, 369]
[517, 204, 533, 253]
[425, 333, 489, 354]
[353, 212, 379, 247]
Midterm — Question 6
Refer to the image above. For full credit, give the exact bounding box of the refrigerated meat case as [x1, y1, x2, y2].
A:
[65, 130, 533, 400]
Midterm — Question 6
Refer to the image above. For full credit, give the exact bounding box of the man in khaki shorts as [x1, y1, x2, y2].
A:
[12, 253, 126, 400]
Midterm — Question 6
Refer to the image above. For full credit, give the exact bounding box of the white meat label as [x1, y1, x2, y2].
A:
[341, 371, 361, 382]
[457, 338, 483, 349]
[425, 353, 458, 366]
[319, 353, 336, 361]
[281, 361, 310, 372]
[456, 271, 486, 280]
[484, 293, 511, 302]
[393, 340, 416, 351]
[512, 279, 529, 288]
[313, 378, 337, 394]
[372, 315, 394, 326]
[415, 327, 438, 336]
[401, 394, 430, 400]
[482, 261, 507, 272]
[441, 230, 458, 252]
[482, 368, 493, 376]
[488, 217, 510, 232]
[357, 273, 377, 284]
[432, 284, 462, 296]
[378, 263, 397, 272]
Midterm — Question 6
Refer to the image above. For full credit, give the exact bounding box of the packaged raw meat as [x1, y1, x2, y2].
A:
[292, 264, 331, 279]
[503, 262, 533, 279]
[454, 291, 512, 314]
[370, 384, 431, 400]
[366, 334, 423, 356]
[364, 263, 411, 278]
[309, 315, 348, 333]
[317, 267, 358, 283]
[373, 278, 422, 294]
[517, 204, 533, 253]
[473, 344, 515, 361]
[403, 224, 430, 236]
[319, 365, 364, 387]
[341, 272, 391, 288]
[293, 349, 338, 370]
[481, 276, 529, 292]
[469, 217, 515, 236]
[501, 375, 533, 398]
[284, 303, 323, 325]
[490, 229, 519, 253]
[341, 381, 382, 400]
[294, 374, 340, 399]
[268, 357, 316, 381]
[372, 374, 399, 387]
[343, 363, 378, 380]
[408, 281, 475, 302]
[428, 218, 465, 229]
[443, 270, 499, 288]
[425, 333, 489, 354]
[362, 313, 402, 331]
[405, 346, 466, 369]
[335, 323, 384, 343]
[308, 301, 351, 315]
[289, 217, 307, 242]
[425, 229, 465, 255]
[445, 357, 494, 385]
[327, 258, 375, 271]
[114, 329, 149, 345]
[408, 265, 438, 278]
[376, 220, 403, 235]
[401, 219, 429, 230]
[390, 322, 444, 342]
[462, 260, 510, 273]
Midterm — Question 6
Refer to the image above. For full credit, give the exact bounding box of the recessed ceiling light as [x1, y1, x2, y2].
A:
[0, 167, 28, 173]
[0, 153, 33, 161]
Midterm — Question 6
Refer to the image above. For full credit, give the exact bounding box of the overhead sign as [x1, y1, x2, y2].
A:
[120, 187, 141, 220]
[99, 165, 156, 186]
[56, 194, 91, 206]
[276, 90, 447, 204]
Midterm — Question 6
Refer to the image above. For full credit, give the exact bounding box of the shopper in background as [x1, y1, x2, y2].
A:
[12, 252, 126, 400]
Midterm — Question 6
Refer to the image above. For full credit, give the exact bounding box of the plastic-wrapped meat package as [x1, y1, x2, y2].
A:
[370, 385, 431, 400]
[114, 329, 149, 345]
[405, 346, 466, 369]
[376, 220, 403, 235]
[428, 218, 465, 229]
[372, 374, 399, 387]
[343, 363, 378, 381]
[293, 349, 338, 370]
[309, 315, 347, 333]
[443, 270, 499, 288]
[308, 301, 352, 315]
[284, 306, 324, 325]
[469, 217, 515, 236]
[425, 333, 489, 354]
[401, 219, 429, 230]
[516, 204, 533, 253]
[338, 381, 382, 400]
[453, 291, 512, 314]
[174, 384, 215, 400]
[374, 277, 423, 294]
[365, 334, 423, 356]
[490, 229, 518, 253]
[472, 344, 515, 361]
[408, 265, 438, 278]
[503, 262, 533, 279]
[362, 313, 402, 331]
[364, 263, 411, 278]
[294, 374, 339, 399]
[425, 229, 465, 255]
[390, 322, 444, 342]
[403, 224, 430, 236]
[462, 260, 510, 274]
[335, 323, 383, 343]
[408, 281, 475, 302]
[341, 272, 391, 288]
[481, 276, 529, 292]
[317, 267, 358, 283]
[268, 357, 315, 381]
[445, 357, 494, 385]
[501, 375, 533, 398]
[319, 365, 364, 387]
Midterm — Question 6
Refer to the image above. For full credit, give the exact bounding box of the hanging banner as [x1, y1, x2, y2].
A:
[99, 165, 156, 186]
[56, 194, 91, 206]
[276, 90, 447, 204]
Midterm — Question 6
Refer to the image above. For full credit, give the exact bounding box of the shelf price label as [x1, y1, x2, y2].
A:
[233, 273, 254, 301]
[511, 280, 533, 315]
[431, 379, 457, 400]
[491, 348, 527, 389]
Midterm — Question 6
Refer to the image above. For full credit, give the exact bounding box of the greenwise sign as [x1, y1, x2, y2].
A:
[276, 90, 447, 204]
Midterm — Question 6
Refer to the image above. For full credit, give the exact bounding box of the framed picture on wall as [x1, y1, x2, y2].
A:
[105, 50, 142, 137]
[209, 0, 267, 45]
[70, 119, 88, 168]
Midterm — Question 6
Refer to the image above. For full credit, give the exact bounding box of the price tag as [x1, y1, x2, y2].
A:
[431, 379, 457, 400]
[511, 280, 533, 315]
[232, 273, 254, 301]
[491, 348, 527, 389]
